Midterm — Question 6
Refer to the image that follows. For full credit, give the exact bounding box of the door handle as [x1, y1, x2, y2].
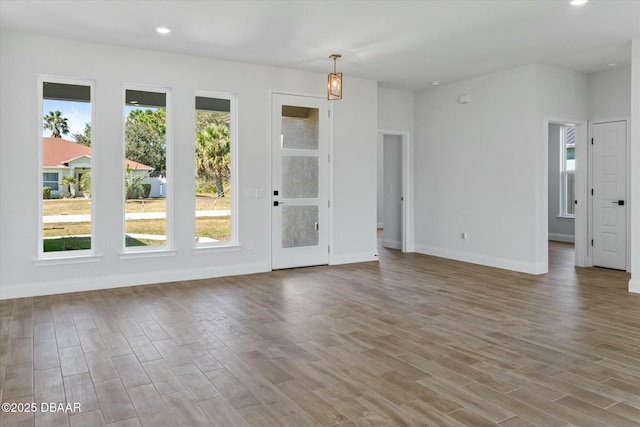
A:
[611, 200, 625, 206]
[314, 222, 319, 230]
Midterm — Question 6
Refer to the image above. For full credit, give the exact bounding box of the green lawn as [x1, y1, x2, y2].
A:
[43, 216, 230, 252]
[43, 194, 230, 215]
[43, 194, 231, 252]
[44, 236, 158, 252]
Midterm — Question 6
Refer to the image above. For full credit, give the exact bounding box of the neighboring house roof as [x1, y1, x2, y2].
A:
[43, 137, 153, 170]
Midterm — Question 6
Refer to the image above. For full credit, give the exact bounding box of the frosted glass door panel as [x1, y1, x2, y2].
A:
[282, 156, 318, 198]
[282, 206, 319, 248]
[281, 106, 319, 150]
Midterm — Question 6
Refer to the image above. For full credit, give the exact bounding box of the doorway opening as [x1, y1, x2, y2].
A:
[376, 130, 412, 253]
[548, 122, 577, 270]
[548, 123, 576, 241]
[545, 119, 588, 270]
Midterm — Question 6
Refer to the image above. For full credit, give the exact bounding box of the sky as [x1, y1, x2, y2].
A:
[42, 99, 91, 139]
[42, 100, 155, 141]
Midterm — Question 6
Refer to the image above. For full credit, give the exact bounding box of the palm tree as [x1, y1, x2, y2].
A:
[195, 124, 230, 197]
[43, 110, 70, 138]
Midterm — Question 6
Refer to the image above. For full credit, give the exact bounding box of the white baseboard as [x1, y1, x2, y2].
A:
[382, 239, 402, 250]
[0, 262, 270, 300]
[330, 251, 378, 265]
[414, 244, 545, 275]
[548, 233, 575, 243]
[630, 278, 640, 294]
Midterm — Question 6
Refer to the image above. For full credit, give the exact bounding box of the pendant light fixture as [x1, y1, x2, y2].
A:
[327, 54, 342, 100]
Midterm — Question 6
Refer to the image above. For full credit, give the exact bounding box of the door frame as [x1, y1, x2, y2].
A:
[268, 91, 333, 270]
[588, 118, 630, 271]
[544, 118, 588, 268]
[377, 129, 413, 253]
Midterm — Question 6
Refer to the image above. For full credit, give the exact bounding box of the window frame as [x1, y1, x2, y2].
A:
[559, 125, 576, 219]
[121, 84, 173, 254]
[37, 75, 96, 260]
[193, 90, 238, 249]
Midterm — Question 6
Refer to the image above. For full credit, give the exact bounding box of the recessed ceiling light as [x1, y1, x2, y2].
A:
[156, 26, 172, 34]
[431, 81, 440, 86]
[570, 0, 588, 6]
[607, 61, 618, 67]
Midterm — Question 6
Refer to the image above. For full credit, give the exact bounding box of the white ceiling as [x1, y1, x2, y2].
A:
[1, 0, 639, 90]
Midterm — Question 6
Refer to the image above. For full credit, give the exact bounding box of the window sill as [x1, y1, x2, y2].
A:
[34, 254, 102, 266]
[118, 249, 177, 260]
[192, 244, 242, 254]
[556, 216, 575, 221]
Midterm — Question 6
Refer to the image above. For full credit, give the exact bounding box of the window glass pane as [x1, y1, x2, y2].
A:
[566, 147, 575, 171]
[43, 173, 60, 191]
[42, 80, 92, 253]
[124, 89, 167, 248]
[565, 125, 576, 171]
[195, 95, 232, 244]
[559, 124, 577, 217]
[566, 173, 575, 215]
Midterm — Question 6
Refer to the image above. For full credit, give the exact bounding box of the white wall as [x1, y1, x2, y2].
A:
[589, 66, 632, 120]
[377, 87, 414, 229]
[377, 87, 414, 132]
[535, 65, 589, 268]
[331, 77, 379, 264]
[0, 30, 378, 298]
[630, 39, 640, 294]
[536, 65, 589, 119]
[548, 124, 575, 242]
[414, 64, 542, 273]
[413, 64, 588, 274]
[382, 135, 402, 249]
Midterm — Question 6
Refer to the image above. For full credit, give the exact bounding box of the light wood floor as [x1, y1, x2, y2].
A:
[1, 241, 638, 427]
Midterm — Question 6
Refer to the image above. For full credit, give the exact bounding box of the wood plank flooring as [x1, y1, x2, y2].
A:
[1, 241, 638, 426]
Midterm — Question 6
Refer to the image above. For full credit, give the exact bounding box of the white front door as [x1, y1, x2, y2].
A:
[271, 94, 329, 269]
[592, 121, 627, 270]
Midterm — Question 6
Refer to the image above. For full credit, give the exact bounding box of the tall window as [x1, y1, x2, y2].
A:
[123, 87, 170, 249]
[560, 124, 576, 218]
[40, 78, 93, 254]
[194, 93, 236, 246]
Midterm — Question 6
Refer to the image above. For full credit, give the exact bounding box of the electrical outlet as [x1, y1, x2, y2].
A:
[246, 240, 253, 250]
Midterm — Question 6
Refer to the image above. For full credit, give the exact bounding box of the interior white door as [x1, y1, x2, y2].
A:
[592, 121, 627, 270]
[271, 94, 329, 269]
